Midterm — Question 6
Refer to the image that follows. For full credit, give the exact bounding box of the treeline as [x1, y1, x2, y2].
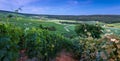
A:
[45, 15, 120, 23]
[0, 10, 120, 23]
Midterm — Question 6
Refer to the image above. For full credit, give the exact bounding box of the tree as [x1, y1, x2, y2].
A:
[6, 14, 13, 23]
[75, 23, 103, 39]
[14, 7, 22, 20]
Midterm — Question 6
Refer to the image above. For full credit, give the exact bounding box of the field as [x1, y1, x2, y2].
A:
[1, 16, 120, 37]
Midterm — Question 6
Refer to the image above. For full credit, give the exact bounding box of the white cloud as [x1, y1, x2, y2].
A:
[21, 5, 72, 14]
[21, 6, 49, 14]
[0, 0, 39, 11]
[68, 0, 92, 5]
[72, 0, 79, 4]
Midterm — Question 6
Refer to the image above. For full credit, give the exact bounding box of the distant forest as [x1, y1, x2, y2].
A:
[46, 15, 120, 23]
[0, 10, 120, 23]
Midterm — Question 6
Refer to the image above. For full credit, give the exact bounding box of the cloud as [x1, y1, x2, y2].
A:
[2, 0, 39, 6]
[71, 0, 79, 5]
[21, 5, 72, 15]
[0, 0, 60, 14]
[0, 0, 119, 15]
[21, 6, 49, 14]
[0, 0, 39, 11]
[0, 0, 71, 14]
[68, 0, 92, 5]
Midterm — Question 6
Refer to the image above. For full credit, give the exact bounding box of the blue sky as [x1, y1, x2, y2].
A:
[0, 0, 120, 15]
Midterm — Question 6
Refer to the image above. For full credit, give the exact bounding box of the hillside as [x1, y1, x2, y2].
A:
[0, 9, 120, 61]
[0, 10, 120, 23]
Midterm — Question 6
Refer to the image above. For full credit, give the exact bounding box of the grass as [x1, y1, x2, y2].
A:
[106, 23, 120, 28]
[0, 15, 120, 37]
[0, 17, 70, 34]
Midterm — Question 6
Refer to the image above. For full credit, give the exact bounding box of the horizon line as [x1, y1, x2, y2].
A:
[0, 9, 120, 16]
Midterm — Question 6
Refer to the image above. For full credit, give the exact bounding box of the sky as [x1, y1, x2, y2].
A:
[0, 0, 120, 15]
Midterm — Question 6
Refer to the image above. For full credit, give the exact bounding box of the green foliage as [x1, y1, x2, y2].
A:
[7, 14, 13, 18]
[72, 37, 120, 61]
[23, 28, 73, 60]
[0, 23, 74, 61]
[0, 10, 120, 61]
[75, 23, 103, 38]
[0, 23, 22, 61]
[0, 22, 120, 61]
[39, 24, 56, 31]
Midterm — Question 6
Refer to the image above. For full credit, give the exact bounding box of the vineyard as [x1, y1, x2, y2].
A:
[0, 12, 120, 61]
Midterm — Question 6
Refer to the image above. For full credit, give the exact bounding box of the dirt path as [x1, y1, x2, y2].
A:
[64, 25, 70, 32]
[54, 21, 71, 32]
[55, 50, 78, 61]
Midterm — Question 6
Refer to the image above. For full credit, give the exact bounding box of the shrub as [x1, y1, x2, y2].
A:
[0, 23, 73, 61]
[0, 23, 22, 61]
[39, 24, 56, 31]
[75, 23, 103, 38]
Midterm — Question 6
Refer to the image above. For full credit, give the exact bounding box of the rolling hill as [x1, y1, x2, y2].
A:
[0, 10, 120, 23]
